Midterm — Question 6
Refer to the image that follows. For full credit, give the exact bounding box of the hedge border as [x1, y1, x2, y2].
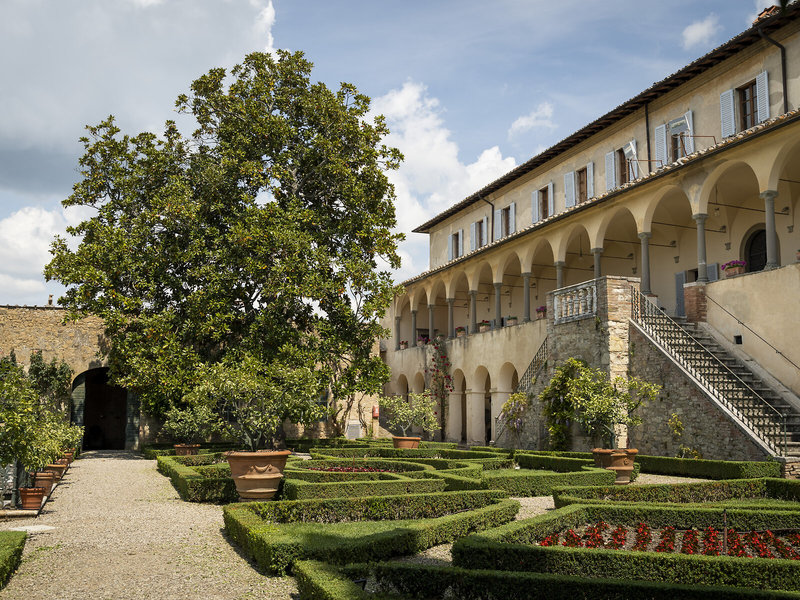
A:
[0, 532, 25, 590]
[156, 453, 238, 503]
[282, 476, 445, 500]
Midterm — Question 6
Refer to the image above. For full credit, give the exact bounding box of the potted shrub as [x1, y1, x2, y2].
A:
[399, 340, 409, 350]
[478, 320, 491, 333]
[506, 316, 518, 327]
[160, 403, 222, 456]
[185, 354, 324, 500]
[455, 326, 466, 338]
[378, 391, 439, 449]
[536, 305, 547, 319]
[721, 259, 746, 277]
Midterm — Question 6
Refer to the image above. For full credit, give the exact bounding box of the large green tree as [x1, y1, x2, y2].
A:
[45, 50, 403, 428]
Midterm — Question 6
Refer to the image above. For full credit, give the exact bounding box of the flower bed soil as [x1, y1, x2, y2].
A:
[538, 521, 800, 560]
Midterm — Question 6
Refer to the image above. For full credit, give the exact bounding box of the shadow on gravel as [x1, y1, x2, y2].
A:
[79, 450, 148, 461]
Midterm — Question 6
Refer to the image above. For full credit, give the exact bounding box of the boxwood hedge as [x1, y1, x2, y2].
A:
[0, 532, 25, 590]
[282, 476, 445, 500]
[156, 453, 238, 503]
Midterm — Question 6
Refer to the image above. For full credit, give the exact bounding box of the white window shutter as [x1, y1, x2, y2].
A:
[532, 191, 540, 223]
[470, 222, 476, 252]
[508, 202, 516, 234]
[547, 181, 554, 217]
[720, 89, 735, 138]
[494, 209, 501, 240]
[605, 151, 616, 192]
[756, 70, 769, 123]
[458, 229, 464, 257]
[447, 234, 453, 261]
[482, 216, 488, 245]
[628, 139, 639, 179]
[654, 124, 667, 168]
[683, 110, 694, 154]
[564, 171, 576, 208]
[586, 162, 594, 198]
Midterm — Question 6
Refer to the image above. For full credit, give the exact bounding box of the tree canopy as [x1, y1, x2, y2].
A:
[45, 50, 403, 430]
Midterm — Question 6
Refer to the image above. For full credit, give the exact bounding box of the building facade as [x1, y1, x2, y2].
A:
[383, 7, 800, 461]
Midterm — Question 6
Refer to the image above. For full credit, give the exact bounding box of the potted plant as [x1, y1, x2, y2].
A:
[506, 316, 518, 327]
[478, 320, 491, 333]
[185, 354, 324, 500]
[536, 305, 547, 319]
[455, 326, 466, 338]
[378, 391, 439, 449]
[160, 403, 222, 456]
[721, 259, 746, 277]
[399, 340, 409, 350]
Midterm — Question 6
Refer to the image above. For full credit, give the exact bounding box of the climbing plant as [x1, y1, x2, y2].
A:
[497, 391, 531, 449]
[425, 337, 453, 440]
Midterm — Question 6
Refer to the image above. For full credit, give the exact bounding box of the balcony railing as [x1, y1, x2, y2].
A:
[553, 280, 597, 324]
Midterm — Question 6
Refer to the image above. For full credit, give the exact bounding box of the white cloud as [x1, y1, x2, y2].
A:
[682, 14, 722, 50]
[253, 0, 276, 54]
[372, 81, 516, 281]
[507, 102, 557, 138]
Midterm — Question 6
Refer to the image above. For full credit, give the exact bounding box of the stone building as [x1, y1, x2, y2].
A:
[0, 304, 141, 450]
[383, 6, 800, 464]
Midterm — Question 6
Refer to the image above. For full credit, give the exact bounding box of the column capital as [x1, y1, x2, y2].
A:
[410, 308, 417, 314]
[469, 289, 478, 297]
[394, 315, 401, 322]
[428, 303, 435, 310]
[760, 189, 779, 201]
[446, 297, 455, 304]
[554, 260, 566, 267]
[493, 281, 502, 290]
[692, 213, 708, 224]
[638, 231, 652, 240]
[521, 271, 531, 278]
[591, 247, 604, 255]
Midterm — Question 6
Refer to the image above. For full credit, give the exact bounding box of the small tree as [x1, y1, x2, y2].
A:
[161, 403, 222, 445]
[497, 392, 531, 449]
[379, 391, 439, 438]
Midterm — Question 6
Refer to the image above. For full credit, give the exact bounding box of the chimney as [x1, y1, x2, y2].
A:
[753, 5, 780, 24]
[48, 294, 53, 306]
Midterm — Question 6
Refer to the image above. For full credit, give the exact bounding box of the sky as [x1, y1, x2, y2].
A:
[0, 0, 780, 305]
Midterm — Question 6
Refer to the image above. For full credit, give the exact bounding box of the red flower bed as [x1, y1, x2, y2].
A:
[306, 466, 396, 473]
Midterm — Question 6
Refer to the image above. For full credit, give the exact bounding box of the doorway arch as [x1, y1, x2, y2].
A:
[744, 228, 768, 273]
[73, 368, 129, 450]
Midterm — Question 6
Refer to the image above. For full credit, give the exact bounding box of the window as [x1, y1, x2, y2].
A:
[655, 112, 694, 167]
[470, 216, 488, 251]
[739, 80, 757, 131]
[671, 132, 686, 160]
[532, 183, 554, 223]
[576, 167, 588, 203]
[605, 141, 638, 192]
[539, 187, 549, 219]
[494, 203, 516, 239]
[474, 220, 484, 247]
[447, 229, 463, 261]
[615, 148, 628, 186]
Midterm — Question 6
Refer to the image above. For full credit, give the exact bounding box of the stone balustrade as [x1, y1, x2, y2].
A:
[553, 280, 597, 324]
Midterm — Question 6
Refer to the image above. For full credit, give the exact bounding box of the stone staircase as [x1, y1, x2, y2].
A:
[631, 290, 800, 457]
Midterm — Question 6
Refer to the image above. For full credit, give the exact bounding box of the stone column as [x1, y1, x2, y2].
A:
[761, 190, 779, 269]
[469, 290, 478, 333]
[493, 282, 502, 329]
[394, 316, 401, 351]
[639, 232, 652, 295]
[447, 297, 455, 338]
[446, 391, 463, 442]
[410, 309, 418, 346]
[693, 213, 708, 282]
[555, 261, 565, 289]
[591, 248, 603, 278]
[466, 390, 487, 445]
[490, 390, 510, 443]
[428, 304, 435, 341]
[522, 272, 532, 322]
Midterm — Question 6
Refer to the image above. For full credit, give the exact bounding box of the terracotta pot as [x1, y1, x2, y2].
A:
[608, 448, 638, 485]
[225, 450, 291, 501]
[63, 451, 74, 464]
[19, 487, 46, 510]
[479, 325, 490, 333]
[724, 266, 744, 278]
[392, 436, 421, 449]
[43, 463, 67, 481]
[174, 444, 201, 456]
[32, 472, 55, 496]
[591, 448, 614, 469]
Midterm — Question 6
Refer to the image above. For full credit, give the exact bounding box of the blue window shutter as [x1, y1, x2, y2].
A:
[470, 222, 476, 252]
[605, 151, 616, 192]
[756, 70, 769, 123]
[683, 111, 694, 154]
[482, 216, 488, 245]
[547, 182, 554, 217]
[447, 234, 453, 261]
[628, 139, 639, 179]
[564, 171, 576, 208]
[586, 162, 594, 199]
[720, 89, 735, 138]
[654, 124, 667, 168]
[509, 202, 516, 234]
[458, 229, 464, 257]
[494, 209, 501, 240]
[707, 263, 719, 282]
[532, 191, 540, 223]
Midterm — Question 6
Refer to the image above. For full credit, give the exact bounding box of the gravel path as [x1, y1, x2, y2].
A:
[0, 451, 297, 600]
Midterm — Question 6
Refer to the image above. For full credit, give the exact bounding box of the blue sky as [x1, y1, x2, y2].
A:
[0, 0, 777, 304]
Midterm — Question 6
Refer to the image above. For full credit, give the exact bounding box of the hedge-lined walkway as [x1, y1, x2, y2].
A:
[0, 451, 296, 600]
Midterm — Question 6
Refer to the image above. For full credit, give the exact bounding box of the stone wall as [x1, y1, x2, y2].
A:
[627, 326, 767, 461]
[0, 305, 107, 376]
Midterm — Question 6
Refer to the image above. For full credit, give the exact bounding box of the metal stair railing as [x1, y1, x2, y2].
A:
[631, 287, 787, 456]
[516, 336, 549, 395]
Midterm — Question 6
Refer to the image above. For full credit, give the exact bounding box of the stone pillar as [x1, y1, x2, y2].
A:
[684, 282, 707, 323]
[394, 316, 401, 351]
[639, 232, 652, 295]
[446, 391, 463, 442]
[491, 390, 510, 444]
[411, 309, 418, 346]
[693, 213, 709, 282]
[555, 261, 565, 289]
[447, 298, 455, 339]
[493, 282, 502, 329]
[522, 272, 532, 322]
[761, 190, 779, 269]
[466, 390, 487, 445]
[428, 304, 435, 341]
[591, 248, 603, 278]
[469, 290, 478, 333]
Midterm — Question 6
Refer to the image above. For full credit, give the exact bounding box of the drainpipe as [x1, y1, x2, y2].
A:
[758, 27, 789, 114]
[480, 195, 495, 242]
[644, 103, 652, 173]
